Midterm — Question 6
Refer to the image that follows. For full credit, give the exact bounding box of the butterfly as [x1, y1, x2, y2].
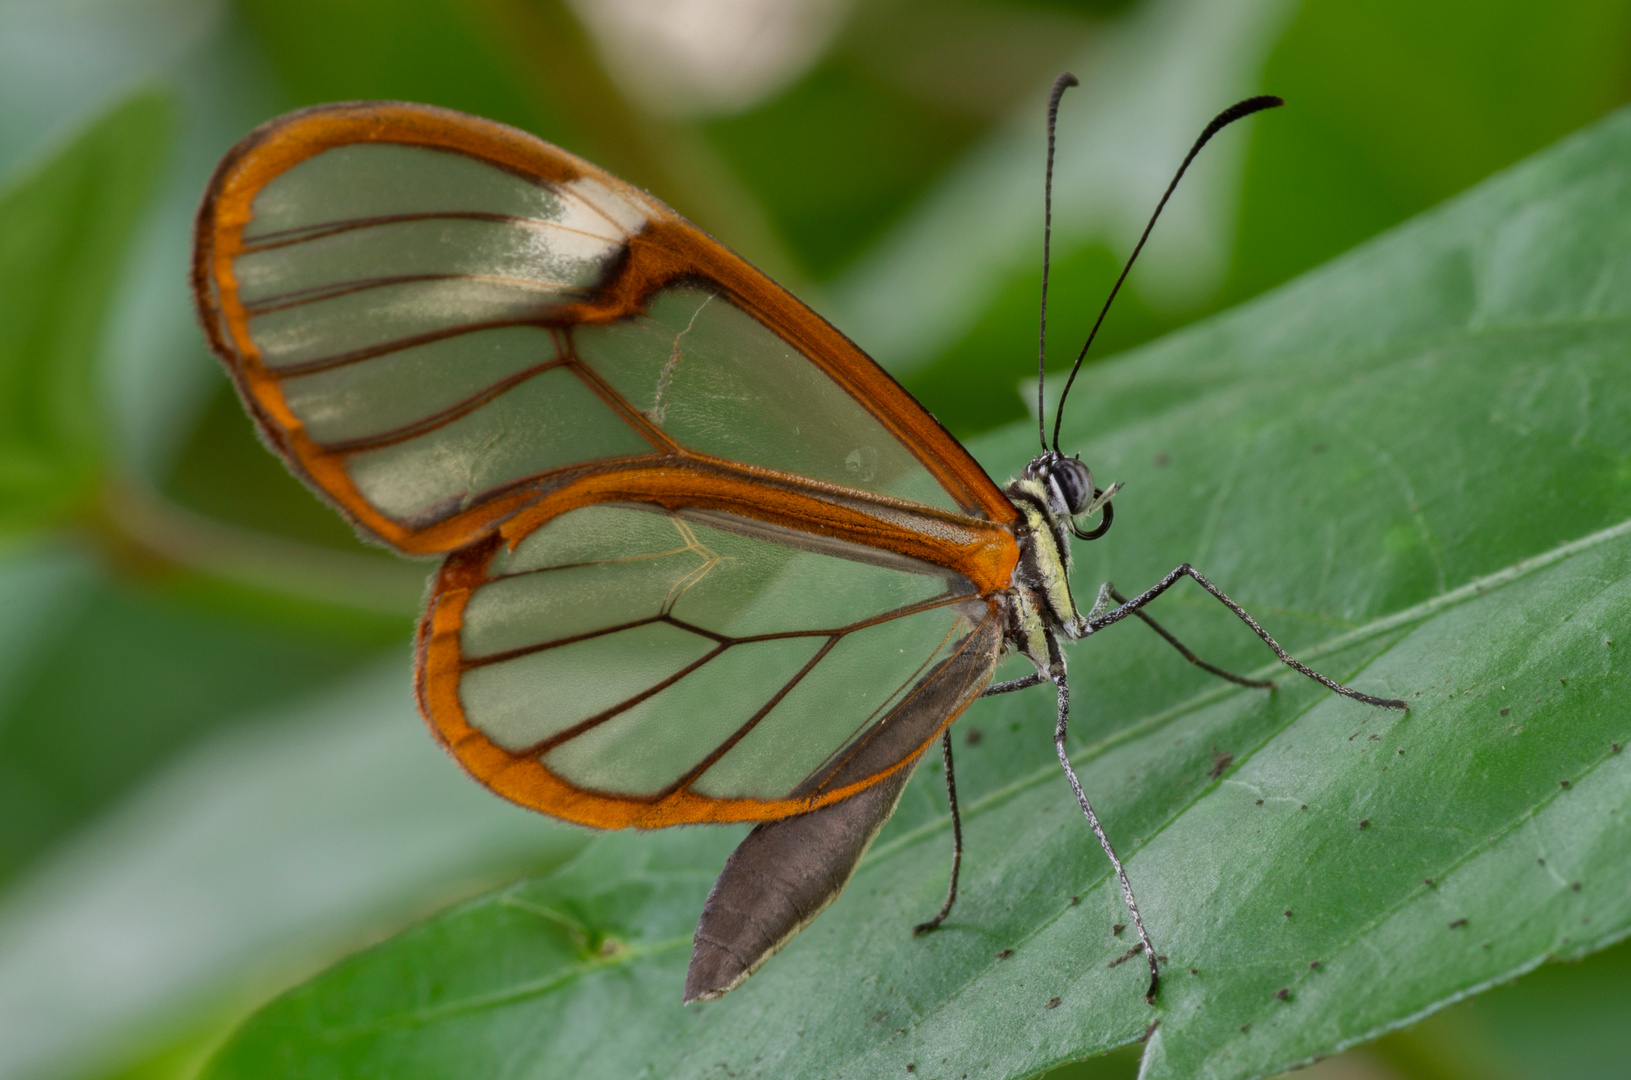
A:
[191, 75, 1406, 1006]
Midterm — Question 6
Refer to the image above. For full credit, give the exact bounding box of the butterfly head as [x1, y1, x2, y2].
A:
[1023, 449, 1116, 541]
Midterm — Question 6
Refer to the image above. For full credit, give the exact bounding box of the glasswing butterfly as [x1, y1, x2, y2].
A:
[191, 75, 1405, 1006]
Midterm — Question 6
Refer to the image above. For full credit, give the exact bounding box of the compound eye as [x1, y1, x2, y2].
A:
[1053, 458, 1095, 515]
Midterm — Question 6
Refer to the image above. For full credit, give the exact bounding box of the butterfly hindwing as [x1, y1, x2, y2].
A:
[420, 502, 1003, 827]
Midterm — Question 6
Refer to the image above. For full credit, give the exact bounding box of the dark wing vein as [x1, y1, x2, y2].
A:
[461, 593, 968, 671]
[315, 358, 572, 452]
[243, 273, 586, 315]
[262, 321, 563, 377]
[793, 610, 978, 795]
[653, 636, 841, 800]
[518, 641, 731, 756]
[501, 595, 977, 799]
[240, 210, 625, 252]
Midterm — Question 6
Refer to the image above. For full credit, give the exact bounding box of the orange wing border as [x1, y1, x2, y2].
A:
[194, 101, 1024, 829]
[192, 100, 1019, 558]
[417, 531, 1006, 829]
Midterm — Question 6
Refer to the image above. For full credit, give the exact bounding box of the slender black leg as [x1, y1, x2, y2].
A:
[1050, 664, 1161, 1003]
[914, 731, 963, 935]
[1091, 565, 1409, 711]
[1107, 584, 1275, 689]
[982, 671, 1048, 696]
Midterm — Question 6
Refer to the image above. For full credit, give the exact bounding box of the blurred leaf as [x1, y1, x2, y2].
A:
[164, 384, 402, 553]
[703, 56, 986, 278]
[0, 662, 584, 1080]
[1226, 0, 1631, 303]
[0, 90, 172, 533]
[1374, 934, 1631, 1080]
[898, 0, 1631, 440]
[234, 0, 560, 142]
[0, 563, 383, 887]
[826, 0, 1289, 386]
[906, 241, 1185, 437]
[200, 95, 1631, 1080]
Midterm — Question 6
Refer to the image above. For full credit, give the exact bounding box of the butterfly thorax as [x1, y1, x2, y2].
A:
[1001, 471, 1089, 672]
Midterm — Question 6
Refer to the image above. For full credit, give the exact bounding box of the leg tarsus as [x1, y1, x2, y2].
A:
[914, 730, 963, 935]
[1051, 670, 1161, 1003]
[1106, 584, 1274, 690]
[1093, 566, 1408, 711]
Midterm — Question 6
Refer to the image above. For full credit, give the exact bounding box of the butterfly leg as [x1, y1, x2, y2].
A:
[914, 730, 964, 935]
[1089, 565, 1409, 711]
[1050, 656, 1161, 1003]
[982, 671, 1048, 696]
[1104, 584, 1275, 689]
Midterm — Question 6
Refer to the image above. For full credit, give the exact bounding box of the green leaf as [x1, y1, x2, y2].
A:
[201, 103, 1631, 1079]
[0, 90, 172, 533]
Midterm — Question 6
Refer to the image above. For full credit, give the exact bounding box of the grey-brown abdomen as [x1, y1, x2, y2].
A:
[683, 764, 914, 1002]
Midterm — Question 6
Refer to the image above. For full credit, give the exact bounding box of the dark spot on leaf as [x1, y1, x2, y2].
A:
[1424, 878, 1434, 886]
[1572, 881, 1582, 891]
[996, 949, 1013, 960]
[963, 727, 983, 746]
[1142, 1020, 1160, 1042]
[1255, 799, 1264, 805]
[1359, 819, 1370, 829]
[1500, 708, 1509, 715]
[1300, 804, 1308, 810]
[1069, 895, 1079, 906]
[1190, 968, 1199, 975]
[1155, 452, 1170, 467]
[1284, 910, 1293, 917]
[1538, 857, 1545, 864]
[1310, 961, 1321, 970]
[1209, 748, 1233, 779]
[1113, 924, 1125, 936]
[1046, 997, 1061, 1010]
[1241, 1023, 1252, 1033]
[1312, 442, 1326, 453]
[1275, 988, 1290, 1000]
[1369, 734, 1381, 741]
[1560, 678, 1567, 685]
[1615, 743, 1622, 754]
[907, 1065, 914, 1073]
[1398, 748, 1405, 755]
[1449, 918, 1468, 929]
[1561, 779, 1571, 788]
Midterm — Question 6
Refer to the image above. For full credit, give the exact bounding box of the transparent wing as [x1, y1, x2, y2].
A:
[194, 102, 1017, 558]
[418, 502, 1004, 828]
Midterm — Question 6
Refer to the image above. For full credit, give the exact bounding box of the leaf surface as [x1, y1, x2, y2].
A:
[203, 104, 1631, 1080]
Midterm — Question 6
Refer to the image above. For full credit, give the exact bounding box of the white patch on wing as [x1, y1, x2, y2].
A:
[562, 176, 650, 238]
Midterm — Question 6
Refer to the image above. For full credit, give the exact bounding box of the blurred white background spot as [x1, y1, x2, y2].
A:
[568, 0, 857, 115]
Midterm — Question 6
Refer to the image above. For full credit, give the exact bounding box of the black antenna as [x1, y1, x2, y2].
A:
[1037, 72, 1078, 452]
[1050, 94, 1283, 451]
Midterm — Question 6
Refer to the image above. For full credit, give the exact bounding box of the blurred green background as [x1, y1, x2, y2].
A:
[2, 1, 1631, 1078]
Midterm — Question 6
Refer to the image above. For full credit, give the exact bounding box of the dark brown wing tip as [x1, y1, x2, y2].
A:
[683, 938, 748, 1004]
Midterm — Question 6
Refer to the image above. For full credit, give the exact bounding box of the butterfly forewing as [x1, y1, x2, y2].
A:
[194, 102, 1015, 555]
[422, 504, 1002, 827]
